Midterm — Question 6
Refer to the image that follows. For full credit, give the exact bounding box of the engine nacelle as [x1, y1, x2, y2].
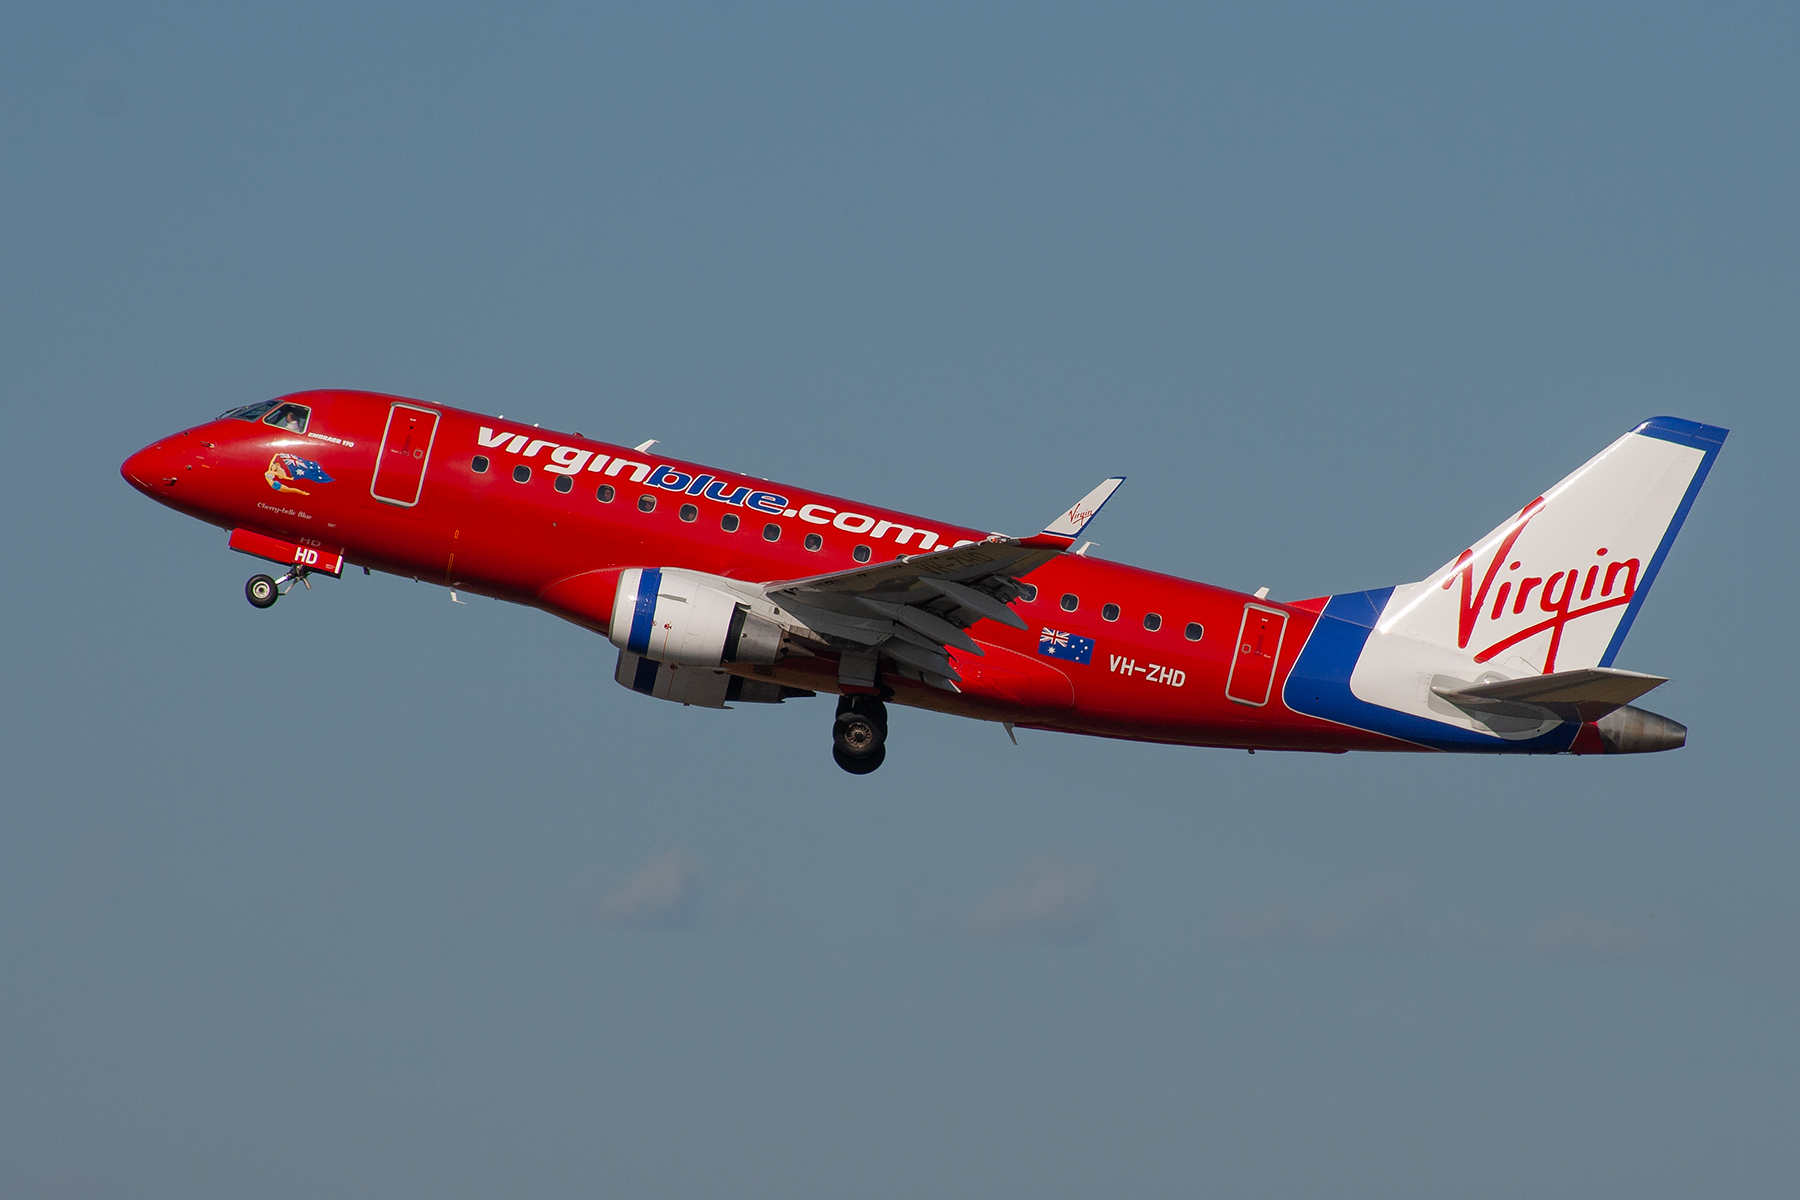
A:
[614, 650, 799, 708]
[608, 567, 783, 667]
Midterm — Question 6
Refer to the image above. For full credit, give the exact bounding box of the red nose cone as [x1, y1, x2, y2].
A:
[122, 442, 174, 493]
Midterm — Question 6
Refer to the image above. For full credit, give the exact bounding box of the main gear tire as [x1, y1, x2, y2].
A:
[833, 743, 886, 775]
[833, 712, 884, 757]
[831, 694, 889, 773]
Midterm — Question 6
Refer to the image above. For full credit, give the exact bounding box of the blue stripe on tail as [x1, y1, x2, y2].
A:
[1599, 419, 1729, 667]
[1283, 588, 1578, 753]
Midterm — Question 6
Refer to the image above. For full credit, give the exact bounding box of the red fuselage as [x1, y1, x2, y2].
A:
[122, 389, 1408, 754]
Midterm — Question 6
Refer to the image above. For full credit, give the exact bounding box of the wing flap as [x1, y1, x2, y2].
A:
[879, 634, 959, 680]
[769, 538, 1059, 598]
[919, 577, 1027, 630]
[858, 596, 986, 654]
[759, 477, 1121, 685]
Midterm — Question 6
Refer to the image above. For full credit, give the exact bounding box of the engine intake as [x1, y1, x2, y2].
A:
[609, 567, 783, 667]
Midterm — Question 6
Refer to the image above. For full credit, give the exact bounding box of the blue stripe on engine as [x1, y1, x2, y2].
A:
[627, 567, 661, 655]
[631, 654, 660, 694]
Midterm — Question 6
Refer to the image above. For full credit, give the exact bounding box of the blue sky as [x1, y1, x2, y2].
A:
[3, 4, 1796, 1197]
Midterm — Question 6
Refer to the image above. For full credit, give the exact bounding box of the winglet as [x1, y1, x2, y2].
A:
[1036, 477, 1124, 542]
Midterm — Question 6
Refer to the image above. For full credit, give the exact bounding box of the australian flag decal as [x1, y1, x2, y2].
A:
[276, 455, 334, 483]
[1037, 627, 1094, 665]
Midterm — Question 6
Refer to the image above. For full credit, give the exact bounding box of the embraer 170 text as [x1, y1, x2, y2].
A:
[122, 393, 1724, 773]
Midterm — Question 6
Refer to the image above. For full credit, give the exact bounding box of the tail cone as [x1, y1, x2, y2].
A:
[1593, 704, 1687, 753]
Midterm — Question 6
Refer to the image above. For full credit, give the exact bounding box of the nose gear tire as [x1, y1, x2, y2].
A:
[246, 575, 278, 608]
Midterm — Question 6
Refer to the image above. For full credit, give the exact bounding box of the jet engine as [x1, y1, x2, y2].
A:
[608, 567, 784, 668]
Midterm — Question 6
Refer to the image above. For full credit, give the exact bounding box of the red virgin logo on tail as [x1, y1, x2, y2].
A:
[1440, 498, 1641, 673]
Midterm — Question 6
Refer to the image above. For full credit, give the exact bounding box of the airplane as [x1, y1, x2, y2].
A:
[121, 392, 1725, 773]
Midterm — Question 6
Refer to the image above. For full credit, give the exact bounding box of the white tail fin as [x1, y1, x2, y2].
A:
[1283, 417, 1725, 749]
[1378, 416, 1726, 675]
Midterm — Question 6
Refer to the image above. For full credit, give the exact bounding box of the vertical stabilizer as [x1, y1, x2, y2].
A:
[1383, 417, 1726, 674]
[1285, 417, 1726, 750]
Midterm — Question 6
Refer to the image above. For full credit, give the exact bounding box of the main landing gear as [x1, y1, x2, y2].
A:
[245, 565, 315, 609]
[832, 694, 888, 775]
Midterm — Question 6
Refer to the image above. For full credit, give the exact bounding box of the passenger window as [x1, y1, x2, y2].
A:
[221, 400, 279, 421]
[763, 523, 781, 542]
[513, 465, 531, 483]
[721, 513, 740, 532]
[679, 503, 698, 522]
[1102, 603, 1120, 622]
[261, 403, 311, 433]
[554, 475, 573, 493]
[471, 455, 490, 473]
[804, 533, 823, 551]
[1020, 584, 1037, 602]
[1184, 622, 1204, 641]
[1143, 613, 1162, 631]
[638, 495, 656, 513]
[596, 485, 615, 503]
[853, 544, 871, 563]
[1060, 593, 1078, 612]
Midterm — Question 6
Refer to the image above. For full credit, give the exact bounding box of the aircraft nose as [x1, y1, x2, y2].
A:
[121, 440, 178, 493]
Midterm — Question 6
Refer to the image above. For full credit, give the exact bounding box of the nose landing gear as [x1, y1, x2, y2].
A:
[832, 694, 888, 774]
[244, 565, 315, 609]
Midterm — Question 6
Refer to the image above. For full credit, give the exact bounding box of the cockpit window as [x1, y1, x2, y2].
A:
[220, 400, 280, 421]
[261, 403, 311, 433]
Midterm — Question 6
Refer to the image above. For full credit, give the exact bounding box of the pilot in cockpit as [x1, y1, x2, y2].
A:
[219, 400, 310, 434]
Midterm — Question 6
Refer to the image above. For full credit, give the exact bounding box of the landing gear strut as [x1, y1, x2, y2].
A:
[245, 565, 314, 609]
[833, 694, 888, 775]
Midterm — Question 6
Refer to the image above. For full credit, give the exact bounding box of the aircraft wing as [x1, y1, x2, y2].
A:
[1431, 667, 1667, 723]
[761, 479, 1123, 690]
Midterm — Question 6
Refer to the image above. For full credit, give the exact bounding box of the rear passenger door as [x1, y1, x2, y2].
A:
[1225, 604, 1288, 706]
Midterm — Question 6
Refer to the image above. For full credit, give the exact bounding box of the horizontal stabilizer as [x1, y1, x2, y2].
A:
[1432, 667, 1667, 724]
